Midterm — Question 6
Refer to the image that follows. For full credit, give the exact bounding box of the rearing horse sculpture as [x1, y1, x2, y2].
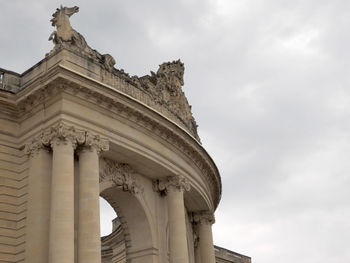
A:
[48, 5, 115, 71]
[49, 5, 88, 49]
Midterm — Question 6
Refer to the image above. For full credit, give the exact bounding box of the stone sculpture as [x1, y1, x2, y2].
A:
[46, 5, 199, 139]
[48, 5, 115, 71]
[138, 60, 199, 138]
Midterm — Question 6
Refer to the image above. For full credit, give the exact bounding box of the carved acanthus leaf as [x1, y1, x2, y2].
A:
[153, 174, 191, 196]
[24, 123, 109, 156]
[24, 136, 49, 157]
[84, 131, 109, 154]
[190, 211, 215, 225]
[41, 122, 85, 149]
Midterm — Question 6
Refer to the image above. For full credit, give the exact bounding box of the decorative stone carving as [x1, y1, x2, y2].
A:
[24, 136, 49, 158]
[41, 122, 85, 149]
[153, 175, 191, 196]
[139, 60, 199, 138]
[17, 81, 221, 208]
[24, 123, 109, 155]
[48, 5, 115, 72]
[82, 131, 109, 154]
[100, 158, 141, 194]
[190, 211, 215, 225]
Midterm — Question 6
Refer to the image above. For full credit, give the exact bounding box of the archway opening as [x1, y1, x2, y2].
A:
[100, 197, 117, 237]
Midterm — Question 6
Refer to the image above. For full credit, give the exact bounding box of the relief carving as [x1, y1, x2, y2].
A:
[100, 158, 141, 194]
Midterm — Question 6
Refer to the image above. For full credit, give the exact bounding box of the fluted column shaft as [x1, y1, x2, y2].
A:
[24, 144, 51, 263]
[198, 217, 215, 263]
[77, 147, 101, 263]
[49, 138, 75, 263]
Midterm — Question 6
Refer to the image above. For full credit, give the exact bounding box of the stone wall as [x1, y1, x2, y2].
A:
[0, 144, 27, 263]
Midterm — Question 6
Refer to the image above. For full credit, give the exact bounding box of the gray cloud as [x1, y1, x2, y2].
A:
[1, 0, 349, 262]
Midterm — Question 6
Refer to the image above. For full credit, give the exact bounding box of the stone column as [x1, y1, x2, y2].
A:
[43, 123, 85, 263]
[24, 137, 51, 263]
[194, 212, 216, 263]
[77, 132, 109, 263]
[154, 175, 191, 263]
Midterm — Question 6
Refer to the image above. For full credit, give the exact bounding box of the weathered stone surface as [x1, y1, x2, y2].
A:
[47, 5, 115, 72]
[46, 5, 199, 140]
[0, 5, 235, 263]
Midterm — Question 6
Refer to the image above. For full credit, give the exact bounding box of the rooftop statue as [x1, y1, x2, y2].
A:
[48, 5, 115, 71]
[46, 6, 198, 139]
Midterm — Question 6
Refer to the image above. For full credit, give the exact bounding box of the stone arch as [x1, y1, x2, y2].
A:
[99, 158, 157, 263]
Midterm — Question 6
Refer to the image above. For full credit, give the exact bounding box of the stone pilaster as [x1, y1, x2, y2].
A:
[43, 123, 85, 263]
[24, 137, 51, 263]
[154, 175, 191, 263]
[77, 132, 109, 263]
[192, 211, 216, 263]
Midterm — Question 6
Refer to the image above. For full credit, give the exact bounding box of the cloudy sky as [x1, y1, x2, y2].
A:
[1, 1, 350, 262]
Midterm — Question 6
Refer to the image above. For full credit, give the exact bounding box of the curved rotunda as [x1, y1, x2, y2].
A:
[0, 6, 250, 263]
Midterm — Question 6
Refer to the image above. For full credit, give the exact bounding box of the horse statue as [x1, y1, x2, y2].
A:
[48, 5, 115, 71]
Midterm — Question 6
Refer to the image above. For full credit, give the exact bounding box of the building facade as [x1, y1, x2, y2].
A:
[0, 6, 250, 263]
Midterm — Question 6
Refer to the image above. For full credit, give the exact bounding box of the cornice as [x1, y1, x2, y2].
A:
[2, 64, 222, 208]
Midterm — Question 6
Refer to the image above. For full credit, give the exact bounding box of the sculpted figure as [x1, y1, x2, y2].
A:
[138, 60, 198, 138]
[156, 60, 185, 97]
[48, 5, 115, 71]
[157, 61, 197, 133]
[48, 6, 84, 47]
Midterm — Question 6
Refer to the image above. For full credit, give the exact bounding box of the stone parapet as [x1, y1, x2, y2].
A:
[214, 246, 251, 263]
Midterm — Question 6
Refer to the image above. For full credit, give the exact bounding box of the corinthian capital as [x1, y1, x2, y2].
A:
[41, 122, 85, 149]
[153, 174, 191, 196]
[191, 211, 215, 225]
[82, 131, 109, 154]
[24, 136, 49, 158]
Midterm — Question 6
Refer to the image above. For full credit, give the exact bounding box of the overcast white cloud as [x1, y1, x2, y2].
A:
[1, 1, 349, 262]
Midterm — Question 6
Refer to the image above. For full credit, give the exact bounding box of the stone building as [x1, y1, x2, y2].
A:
[0, 6, 251, 263]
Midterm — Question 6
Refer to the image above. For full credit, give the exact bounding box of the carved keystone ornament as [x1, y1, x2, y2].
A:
[99, 158, 141, 194]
